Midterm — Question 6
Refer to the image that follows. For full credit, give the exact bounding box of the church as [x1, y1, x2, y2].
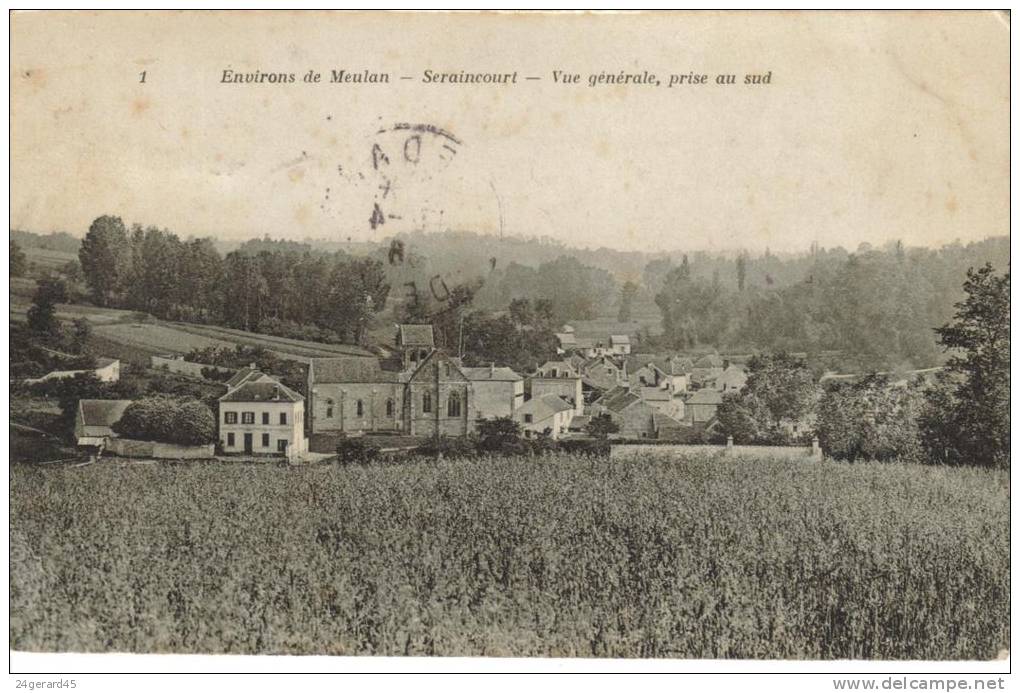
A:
[306, 325, 524, 437]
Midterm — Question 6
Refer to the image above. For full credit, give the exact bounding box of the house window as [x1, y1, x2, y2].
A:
[224, 411, 238, 424]
[386, 399, 395, 417]
[447, 392, 461, 418]
[356, 400, 364, 417]
[326, 400, 334, 418]
[551, 368, 558, 377]
[277, 439, 288, 452]
[279, 412, 287, 425]
[262, 412, 270, 425]
[227, 432, 235, 447]
[524, 414, 533, 423]
[242, 412, 255, 424]
[261, 433, 270, 447]
[422, 392, 432, 413]
[443, 363, 451, 378]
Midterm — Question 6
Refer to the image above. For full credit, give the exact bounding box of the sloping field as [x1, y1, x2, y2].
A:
[24, 246, 77, 270]
[10, 300, 143, 325]
[169, 323, 373, 359]
[93, 323, 236, 356]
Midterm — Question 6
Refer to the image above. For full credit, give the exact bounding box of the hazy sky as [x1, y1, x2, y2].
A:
[10, 11, 1009, 253]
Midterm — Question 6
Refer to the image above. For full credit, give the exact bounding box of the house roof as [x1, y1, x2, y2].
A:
[538, 360, 574, 374]
[518, 393, 573, 418]
[226, 367, 262, 389]
[555, 332, 577, 344]
[687, 389, 723, 405]
[219, 380, 303, 403]
[638, 387, 672, 402]
[568, 415, 590, 430]
[610, 334, 630, 345]
[461, 366, 523, 382]
[652, 411, 686, 431]
[95, 357, 118, 369]
[78, 399, 133, 428]
[310, 357, 398, 384]
[598, 386, 641, 413]
[397, 324, 435, 348]
[694, 353, 725, 368]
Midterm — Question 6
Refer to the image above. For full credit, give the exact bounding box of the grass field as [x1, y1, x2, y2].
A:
[9, 454, 1008, 658]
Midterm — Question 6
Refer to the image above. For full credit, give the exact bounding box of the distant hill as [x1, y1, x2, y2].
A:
[11, 229, 81, 254]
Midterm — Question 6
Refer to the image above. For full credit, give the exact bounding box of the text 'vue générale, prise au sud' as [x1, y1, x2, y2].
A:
[219, 69, 774, 87]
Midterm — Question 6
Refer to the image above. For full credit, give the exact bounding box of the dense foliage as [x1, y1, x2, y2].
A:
[714, 353, 818, 445]
[920, 264, 1010, 469]
[112, 395, 216, 446]
[816, 376, 926, 464]
[77, 216, 389, 344]
[10, 456, 1008, 658]
[650, 240, 1008, 371]
[10, 239, 27, 277]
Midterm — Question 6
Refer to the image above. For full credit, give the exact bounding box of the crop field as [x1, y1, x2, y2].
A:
[168, 323, 374, 359]
[23, 246, 77, 270]
[10, 454, 1008, 659]
[92, 322, 237, 356]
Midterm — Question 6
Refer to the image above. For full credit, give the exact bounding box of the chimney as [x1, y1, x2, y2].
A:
[490, 362, 495, 377]
[249, 362, 256, 370]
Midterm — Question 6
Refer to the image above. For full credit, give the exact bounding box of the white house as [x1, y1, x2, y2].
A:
[218, 372, 307, 459]
[609, 334, 631, 355]
[27, 357, 120, 384]
[514, 394, 575, 439]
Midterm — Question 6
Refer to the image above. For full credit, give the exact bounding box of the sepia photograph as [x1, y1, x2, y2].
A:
[7, 8, 1011, 679]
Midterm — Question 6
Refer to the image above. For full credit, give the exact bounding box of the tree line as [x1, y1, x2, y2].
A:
[648, 238, 1008, 372]
[77, 216, 389, 344]
[715, 264, 1009, 469]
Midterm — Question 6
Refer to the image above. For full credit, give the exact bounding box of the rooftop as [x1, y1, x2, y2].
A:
[397, 324, 435, 348]
[311, 357, 398, 384]
[687, 389, 724, 405]
[220, 380, 303, 403]
[78, 399, 133, 428]
[461, 366, 523, 382]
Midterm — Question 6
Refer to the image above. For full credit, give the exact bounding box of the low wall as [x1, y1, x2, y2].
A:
[150, 355, 226, 380]
[105, 438, 215, 459]
[611, 443, 821, 461]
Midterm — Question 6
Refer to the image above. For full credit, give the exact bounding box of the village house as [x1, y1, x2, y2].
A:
[554, 331, 577, 354]
[528, 373, 584, 415]
[686, 388, 723, 424]
[608, 334, 631, 355]
[636, 386, 686, 421]
[581, 355, 626, 391]
[690, 353, 726, 388]
[535, 360, 579, 378]
[459, 364, 526, 420]
[625, 353, 692, 394]
[74, 399, 132, 447]
[514, 393, 575, 439]
[218, 372, 307, 458]
[27, 357, 120, 385]
[590, 386, 659, 439]
[714, 364, 748, 393]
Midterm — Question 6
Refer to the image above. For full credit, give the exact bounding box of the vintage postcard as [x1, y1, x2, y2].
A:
[8, 9, 1010, 678]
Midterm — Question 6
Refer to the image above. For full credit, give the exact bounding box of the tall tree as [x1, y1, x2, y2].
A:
[78, 215, 130, 306]
[617, 281, 638, 322]
[26, 276, 68, 336]
[920, 264, 1009, 468]
[10, 239, 27, 277]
